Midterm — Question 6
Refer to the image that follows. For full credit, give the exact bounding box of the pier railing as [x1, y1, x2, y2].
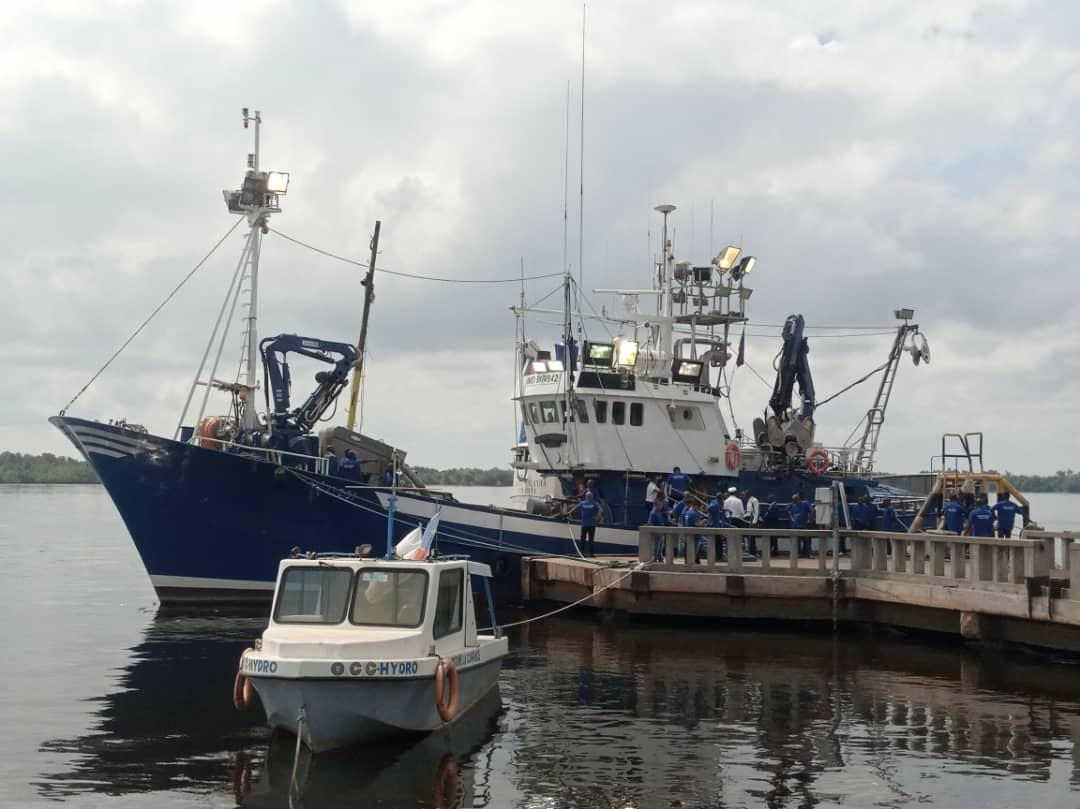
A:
[638, 526, 1055, 590]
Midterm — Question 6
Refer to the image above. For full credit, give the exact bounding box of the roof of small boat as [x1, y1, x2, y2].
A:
[275, 554, 493, 578]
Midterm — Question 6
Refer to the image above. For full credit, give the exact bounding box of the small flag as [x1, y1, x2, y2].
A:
[736, 327, 746, 367]
[419, 510, 441, 555]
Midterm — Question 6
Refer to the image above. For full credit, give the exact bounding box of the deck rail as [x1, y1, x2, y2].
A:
[638, 526, 1055, 592]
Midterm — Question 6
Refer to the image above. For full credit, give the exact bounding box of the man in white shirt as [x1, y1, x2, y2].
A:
[645, 475, 660, 508]
[723, 486, 745, 521]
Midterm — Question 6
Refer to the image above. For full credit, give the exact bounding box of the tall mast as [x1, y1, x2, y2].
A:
[240, 108, 263, 430]
[654, 204, 676, 380]
[346, 221, 382, 431]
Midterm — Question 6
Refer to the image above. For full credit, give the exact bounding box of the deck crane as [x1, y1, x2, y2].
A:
[848, 309, 930, 474]
[755, 314, 817, 461]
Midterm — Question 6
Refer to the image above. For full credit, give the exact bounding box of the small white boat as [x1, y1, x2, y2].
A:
[234, 552, 509, 752]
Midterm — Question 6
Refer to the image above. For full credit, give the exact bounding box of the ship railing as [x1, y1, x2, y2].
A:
[1021, 529, 1080, 574]
[190, 436, 331, 474]
[637, 526, 1055, 592]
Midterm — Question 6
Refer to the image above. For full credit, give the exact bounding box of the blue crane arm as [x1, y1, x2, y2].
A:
[259, 334, 359, 435]
[768, 314, 816, 420]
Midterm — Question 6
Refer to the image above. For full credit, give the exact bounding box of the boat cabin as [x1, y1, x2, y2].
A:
[258, 556, 497, 663]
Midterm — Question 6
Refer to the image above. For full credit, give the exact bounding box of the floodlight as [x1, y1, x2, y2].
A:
[614, 339, 639, 367]
[894, 308, 915, 321]
[266, 171, 290, 194]
[713, 245, 741, 271]
[730, 255, 756, 281]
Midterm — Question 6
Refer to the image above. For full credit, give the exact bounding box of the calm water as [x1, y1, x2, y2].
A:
[4, 485, 1080, 808]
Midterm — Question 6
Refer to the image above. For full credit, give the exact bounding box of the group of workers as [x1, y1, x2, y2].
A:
[322, 447, 400, 487]
[938, 491, 1024, 538]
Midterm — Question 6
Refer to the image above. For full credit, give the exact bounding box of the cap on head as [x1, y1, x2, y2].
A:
[727, 486, 737, 494]
[673, 466, 681, 473]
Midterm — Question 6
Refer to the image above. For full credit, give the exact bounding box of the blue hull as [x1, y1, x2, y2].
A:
[50, 416, 626, 605]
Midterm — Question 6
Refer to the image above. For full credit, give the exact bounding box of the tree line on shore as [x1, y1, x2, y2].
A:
[4, 451, 1079, 492]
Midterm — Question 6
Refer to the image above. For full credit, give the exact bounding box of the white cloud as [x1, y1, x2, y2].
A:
[2, 0, 1079, 475]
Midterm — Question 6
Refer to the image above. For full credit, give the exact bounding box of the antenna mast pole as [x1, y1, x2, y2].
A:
[578, 3, 586, 294]
[346, 221, 382, 431]
[240, 108, 263, 430]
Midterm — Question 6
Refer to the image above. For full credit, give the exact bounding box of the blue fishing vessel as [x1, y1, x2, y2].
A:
[52, 113, 929, 605]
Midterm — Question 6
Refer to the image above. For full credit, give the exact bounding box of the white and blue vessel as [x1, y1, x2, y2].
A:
[52, 113, 929, 605]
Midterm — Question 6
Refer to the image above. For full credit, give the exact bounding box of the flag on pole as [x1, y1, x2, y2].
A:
[736, 327, 746, 367]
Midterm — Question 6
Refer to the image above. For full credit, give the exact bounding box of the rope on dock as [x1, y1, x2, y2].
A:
[482, 566, 638, 631]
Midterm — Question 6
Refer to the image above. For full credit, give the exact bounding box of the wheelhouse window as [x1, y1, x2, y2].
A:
[594, 399, 608, 423]
[573, 399, 589, 423]
[612, 401, 625, 425]
[433, 568, 464, 639]
[350, 569, 428, 628]
[528, 402, 540, 424]
[274, 566, 353, 624]
[630, 402, 643, 426]
[540, 401, 558, 424]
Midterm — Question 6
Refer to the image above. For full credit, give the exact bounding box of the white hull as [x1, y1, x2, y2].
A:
[251, 659, 503, 752]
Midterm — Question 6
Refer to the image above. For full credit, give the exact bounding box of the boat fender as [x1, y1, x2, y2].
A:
[233, 648, 255, 711]
[807, 448, 830, 475]
[433, 753, 459, 808]
[724, 441, 741, 470]
[434, 658, 459, 723]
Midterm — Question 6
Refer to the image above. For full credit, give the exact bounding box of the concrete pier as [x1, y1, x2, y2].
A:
[522, 527, 1080, 654]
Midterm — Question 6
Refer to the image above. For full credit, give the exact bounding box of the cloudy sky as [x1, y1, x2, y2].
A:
[4, 0, 1079, 473]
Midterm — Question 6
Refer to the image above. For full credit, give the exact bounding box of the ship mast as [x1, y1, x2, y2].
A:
[655, 204, 676, 380]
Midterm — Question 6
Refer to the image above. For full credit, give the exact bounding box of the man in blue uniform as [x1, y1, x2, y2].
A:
[667, 466, 689, 502]
[966, 496, 994, 537]
[942, 494, 966, 534]
[382, 463, 398, 488]
[706, 490, 729, 560]
[790, 493, 813, 557]
[679, 497, 705, 559]
[339, 449, 360, 481]
[992, 492, 1023, 538]
[879, 498, 904, 532]
[647, 495, 668, 562]
[569, 490, 602, 557]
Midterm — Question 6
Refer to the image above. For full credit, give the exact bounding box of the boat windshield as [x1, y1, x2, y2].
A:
[274, 566, 353, 624]
[350, 568, 428, 628]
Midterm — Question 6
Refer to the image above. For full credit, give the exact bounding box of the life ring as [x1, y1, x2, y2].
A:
[724, 441, 741, 470]
[432, 753, 459, 809]
[807, 448, 830, 475]
[434, 658, 459, 723]
[233, 648, 255, 711]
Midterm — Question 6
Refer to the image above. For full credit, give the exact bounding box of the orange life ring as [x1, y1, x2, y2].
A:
[432, 753, 459, 808]
[434, 658, 459, 723]
[233, 649, 255, 711]
[197, 416, 228, 450]
[724, 441, 741, 470]
[807, 448, 830, 475]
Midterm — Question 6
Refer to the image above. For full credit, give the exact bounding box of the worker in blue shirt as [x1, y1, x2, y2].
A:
[880, 498, 904, 532]
[382, 463, 398, 488]
[992, 492, 1022, 538]
[681, 498, 706, 560]
[942, 494, 966, 534]
[568, 490, 602, 557]
[647, 496, 669, 562]
[966, 496, 994, 537]
[706, 491, 730, 560]
[667, 466, 689, 502]
[790, 493, 813, 557]
[338, 449, 360, 481]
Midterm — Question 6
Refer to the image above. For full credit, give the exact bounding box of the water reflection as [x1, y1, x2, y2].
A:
[33, 609, 1080, 808]
[508, 618, 1080, 807]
